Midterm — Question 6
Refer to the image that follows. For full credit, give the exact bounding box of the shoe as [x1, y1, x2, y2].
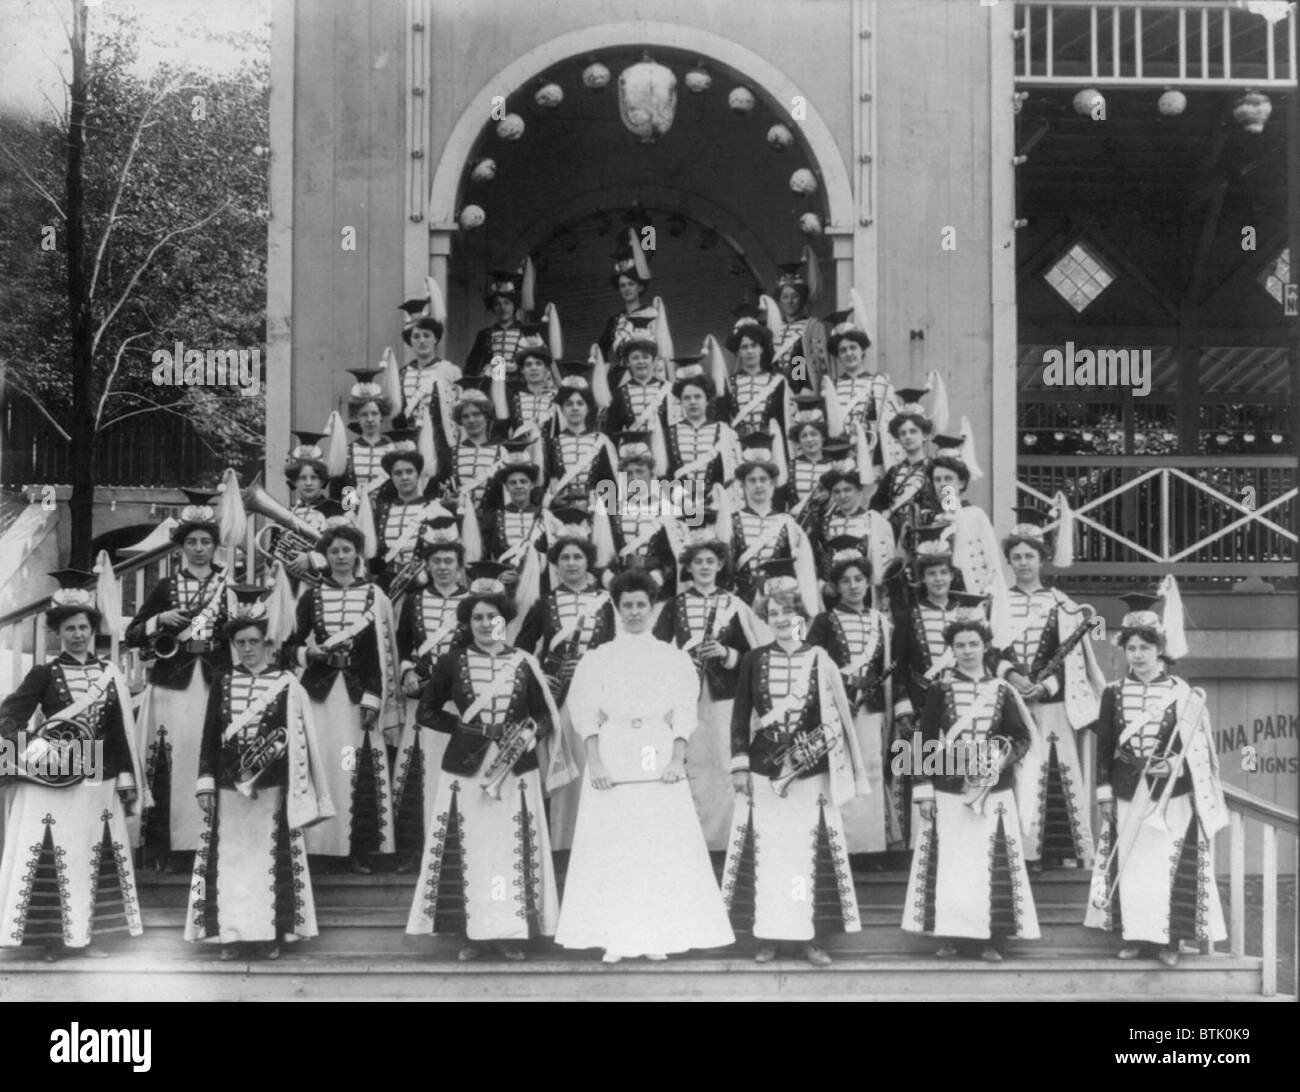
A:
[644, 953, 667, 962]
[81, 946, 110, 960]
[394, 855, 419, 875]
[1117, 944, 1144, 960]
[804, 944, 832, 967]
[457, 945, 480, 962]
[42, 943, 62, 964]
[1157, 948, 1179, 968]
[1027, 860, 1043, 874]
[219, 946, 239, 962]
[754, 945, 778, 964]
[601, 951, 623, 964]
[980, 946, 1004, 963]
[263, 945, 281, 961]
[348, 856, 373, 875]
[935, 944, 961, 959]
[497, 944, 526, 962]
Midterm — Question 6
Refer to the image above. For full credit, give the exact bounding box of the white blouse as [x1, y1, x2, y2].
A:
[566, 632, 699, 744]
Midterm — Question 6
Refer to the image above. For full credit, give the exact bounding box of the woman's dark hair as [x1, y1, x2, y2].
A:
[456, 591, 518, 626]
[914, 552, 953, 577]
[425, 540, 466, 562]
[888, 411, 934, 439]
[547, 535, 596, 567]
[830, 555, 873, 586]
[943, 618, 992, 647]
[318, 523, 365, 556]
[46, 606, 101, 631]
[930, 454, 970, 488]
[1118, 625, 1169, 658]
[672, 374, 714, 401]
[610, 568, 658, 606]
[223, 616, 270, 642]
[1001, 532, 1050, 561]
[681, 541, 732, 585]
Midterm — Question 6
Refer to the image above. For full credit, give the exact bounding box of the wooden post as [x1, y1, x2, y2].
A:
[1229, 810, 1245, 957]
[1261, 823, 1277, 996]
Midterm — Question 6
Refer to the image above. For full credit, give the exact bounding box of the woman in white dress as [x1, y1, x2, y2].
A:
[555, 570, 735, 962]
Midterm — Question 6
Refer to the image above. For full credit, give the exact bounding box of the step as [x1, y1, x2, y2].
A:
[126, 906, 1122, 954]
[0, 950, 1265, 1001]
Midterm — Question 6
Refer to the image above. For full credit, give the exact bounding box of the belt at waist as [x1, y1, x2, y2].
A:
[458, 719, 505, 741]
[181, 640, 214, 654]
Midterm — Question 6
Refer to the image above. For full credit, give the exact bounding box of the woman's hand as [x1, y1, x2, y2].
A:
[588, 758, 613, 791]
[401, 670, 423, 698]
[918, 799, 936, 822]
[1099, 799, 1116, 824]
[360, 707, 379, 732]
[156, 610, 188, 630]
[197, 791, 216, 816]
[1021, 683, 1046, 703]
[731, 770, 752, 797]
[660, 755, 687, 784]
[698, 639, 726, 661]
[306, 646, 330, 664]
[893, 714, 915, 739]
[1146, 756, 1172, 778]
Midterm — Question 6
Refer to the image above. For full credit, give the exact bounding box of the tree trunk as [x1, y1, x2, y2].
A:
[66, 0, 94, 569]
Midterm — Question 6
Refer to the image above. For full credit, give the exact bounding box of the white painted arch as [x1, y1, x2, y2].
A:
[425, 20, 855, 232]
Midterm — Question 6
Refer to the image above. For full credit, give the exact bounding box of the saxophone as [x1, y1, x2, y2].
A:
[479, 718, 539, 799]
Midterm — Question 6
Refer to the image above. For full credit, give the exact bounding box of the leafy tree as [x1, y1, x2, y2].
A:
[0, 0, 268, 566]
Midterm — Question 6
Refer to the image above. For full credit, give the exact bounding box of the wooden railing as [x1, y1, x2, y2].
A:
[1016, 1, 1299, 88]
[1222, 783, 1298, 997]
[1018, 455, 1297, 585]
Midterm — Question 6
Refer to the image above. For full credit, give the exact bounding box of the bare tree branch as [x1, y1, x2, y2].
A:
[94, 329, 149, 430]
[0, 372, 71, 441]
[90, 199, 232, 357]
[87, 78, 176, 302]
[0, 142, 66, 221]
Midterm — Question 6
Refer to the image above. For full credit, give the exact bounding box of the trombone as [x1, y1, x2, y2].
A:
[1090, 687, 1207, 911]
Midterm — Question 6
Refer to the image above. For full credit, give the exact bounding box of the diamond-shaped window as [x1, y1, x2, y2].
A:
[1043, 242, 1115, 313]
[1256, 247, 1290, 306]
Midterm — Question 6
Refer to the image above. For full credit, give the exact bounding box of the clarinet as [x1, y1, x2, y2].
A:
[691, 600, 721, 686]
[1029, 606, 1097, 686]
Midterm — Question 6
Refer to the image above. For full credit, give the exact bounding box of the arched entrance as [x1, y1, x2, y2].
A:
[425, 24, 856, 362]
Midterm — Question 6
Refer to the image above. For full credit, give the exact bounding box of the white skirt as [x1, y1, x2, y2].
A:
[686, 695, 735, 851]
[405, 761, 559, 941]
[302, 676, 396, 858]
[0, 779, 143, 949]
[392, 696, 450, 859]
[138, 670, 210, 852]
[554, 718, 735, 957]
[722, 772, 861, 941]
[902, 788, 1041, 941]
[1016, 700, 1094, 864]
[541, 707, 584, 852]
[839, 708, 891, 854]
[1084, 793, 1227, 945]
[185, 787, 318, 944]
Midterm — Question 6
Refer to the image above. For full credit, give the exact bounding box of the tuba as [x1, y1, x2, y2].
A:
[479, 719, 539, 799]
[244, 484, 324, 584]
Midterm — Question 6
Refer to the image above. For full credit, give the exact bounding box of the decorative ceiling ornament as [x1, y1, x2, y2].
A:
[1233, 90, 1272, 132]
[684, 64, 712, 93]
[728, 86, 756, 115]
[1157, 88, 1187, 117]
[534, 82, 564, 109]
[496, 113, 525, 140]
[459, 205, 486, 230]
[618, 54, 678, 143]
[582, 61, 611, 90]
[789, 168, 818, 196]
[767, 123, 793, 151]
[470, 158, 497, 182]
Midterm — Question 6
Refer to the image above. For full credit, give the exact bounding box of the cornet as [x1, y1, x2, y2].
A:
[243, 484, 324, 584]
[960, 735, 1013, 816]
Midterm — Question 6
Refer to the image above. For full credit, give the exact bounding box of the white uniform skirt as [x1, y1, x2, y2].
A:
[405, 757, 559, 941]
[0, 779, 143, 949]
[541, 708, 583, 852]
[1084, 793, 1227, 946]
[185, 787, 318, 944]
[1016, 700, 1094, 864]
[686, 694, 735, 851]
[903, 788, 1041, 941]
[722, 771, 862, 941]
[839, 708, 892, 854]
[392, 696, 450, 859]
[302, 676, 396, 858]
[554, 717, 735, 957]
[138, 671, 209, 852]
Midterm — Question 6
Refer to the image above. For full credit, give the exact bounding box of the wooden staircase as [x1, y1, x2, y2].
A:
[0, 866, 1270, 1001]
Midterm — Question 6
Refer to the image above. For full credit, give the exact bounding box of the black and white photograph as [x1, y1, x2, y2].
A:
[0, 0, 1296, 1032]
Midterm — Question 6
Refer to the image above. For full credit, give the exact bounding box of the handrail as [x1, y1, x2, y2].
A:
[1022, 455, 1298, 469]
[1224, 782, 1299, 832]
[0, 540, 177, 630]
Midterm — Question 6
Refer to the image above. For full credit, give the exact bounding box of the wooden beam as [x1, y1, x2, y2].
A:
[1019, 323, 1293, 346]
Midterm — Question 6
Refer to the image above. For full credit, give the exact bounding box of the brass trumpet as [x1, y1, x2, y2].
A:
[771, 724, 842, 797]
[234, 725, 289, 799]
[960, 735, 1013, 816]
[243, 484, 324, 584]
[480, 719, 539, 799]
